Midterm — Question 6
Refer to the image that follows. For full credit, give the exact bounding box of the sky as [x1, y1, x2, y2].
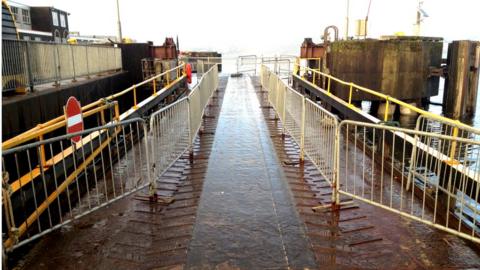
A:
[15, 0, 480, 55]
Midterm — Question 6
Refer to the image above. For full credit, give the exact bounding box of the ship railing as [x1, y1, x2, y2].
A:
[149, 64, 219, 184]
[2, 39, 122, 93]
[260, 64, 480, 244]
[2, 118, 152, 251]
[294, 59, 480, 162]
[293, 61, 480, 134]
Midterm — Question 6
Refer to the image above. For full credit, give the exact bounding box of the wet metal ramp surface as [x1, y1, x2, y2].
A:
[185, 75, 317, 269]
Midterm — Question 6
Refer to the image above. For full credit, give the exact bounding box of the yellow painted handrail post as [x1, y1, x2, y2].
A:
[114, 102, 120, 121]
[313, 71, 316, 85]
[38, 132, 46, 168]
[348, 83, 353, 105]
[384, 96, 390, 122]
[133, 86, 138, 109]
[449, 125, 459, 163]
[166, 70, 170, 85]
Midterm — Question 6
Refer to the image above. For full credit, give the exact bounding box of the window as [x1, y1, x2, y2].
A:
[52, 11, 58, 26]
[11, 6, 18, 21]
[22, 9, 30, 24]
[35, 37, 41, 41]
[60, 14, 66, 27]
[23, 35, 30, 40]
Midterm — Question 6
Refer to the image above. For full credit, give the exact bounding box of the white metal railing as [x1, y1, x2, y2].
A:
[2, 118, 151, 251]
[2, 40, 122, 92]
[261, 64, 339, 189]
[149, 98, 190, 192]
[237, 55, 257, 74]
[260, 63, 480, 244]
[337, 120, 480, 244]
[149, 64, 219, 180]
[179, 56, 222, 75]
[1, 64, 216, 253]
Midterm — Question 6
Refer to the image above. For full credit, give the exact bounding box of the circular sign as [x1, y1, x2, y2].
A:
[65, 97, 84, 143]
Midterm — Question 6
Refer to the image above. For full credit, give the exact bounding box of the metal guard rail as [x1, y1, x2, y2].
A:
[2, 63, 187, 151]
[294, 61, 480, 134]
[2, 64, 219, 251]
[262, 64, 480, 244]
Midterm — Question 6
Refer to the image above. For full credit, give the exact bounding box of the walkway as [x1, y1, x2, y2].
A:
[12, 75, 480, 270]
[185, 75, 316, 269]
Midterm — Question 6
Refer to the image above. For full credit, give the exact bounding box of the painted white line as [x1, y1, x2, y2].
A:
[67, 114, 82, 127]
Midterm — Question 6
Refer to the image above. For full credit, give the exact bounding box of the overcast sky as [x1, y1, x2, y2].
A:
[16, 0, 480, 55]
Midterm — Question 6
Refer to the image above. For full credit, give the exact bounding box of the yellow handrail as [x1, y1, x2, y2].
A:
[2, 63, 186, 150]
[295, 63, 480, 132]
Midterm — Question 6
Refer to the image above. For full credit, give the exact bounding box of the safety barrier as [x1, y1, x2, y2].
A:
[179, 56, 222, 74]
[261, 56, 295, 81]
[2, 40, 122, 92]
[294, 61, 480, 133]
[2, 63, 186, 151]
[261, 64, 338, 188]
[2, 64, 219, 252]
[188, 65, 219, 143]
[414, 115, 480, 161]
[261, 63, 480, 244]
[149, 99, 190, 187]
[237, 55, 257, 74]
[337, 120, 480, 244]
[149, 64, 218, 183]
[2, 118, 152, 251]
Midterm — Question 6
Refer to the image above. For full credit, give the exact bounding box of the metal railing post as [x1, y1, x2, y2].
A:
[25, 41, 35, 92]
[114, 102, 120, 121]
[153, 79, 157, 96]
[300, 95, 306, 163]
[348, 83, 354, 106]
[53, 45, 60, 86]
[85, 46, 91, 79]
[384, 96, 390, 122]
[333, 123, 340, 206]
[2, 171, 17, 247]
[71, 45, 77, 82]
[143, 122, 156, 198]
[187, 97, 194, 162]
[133, 86, 138, 109]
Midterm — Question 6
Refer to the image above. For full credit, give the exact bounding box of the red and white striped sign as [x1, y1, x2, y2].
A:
[65, 97, 84, 143]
